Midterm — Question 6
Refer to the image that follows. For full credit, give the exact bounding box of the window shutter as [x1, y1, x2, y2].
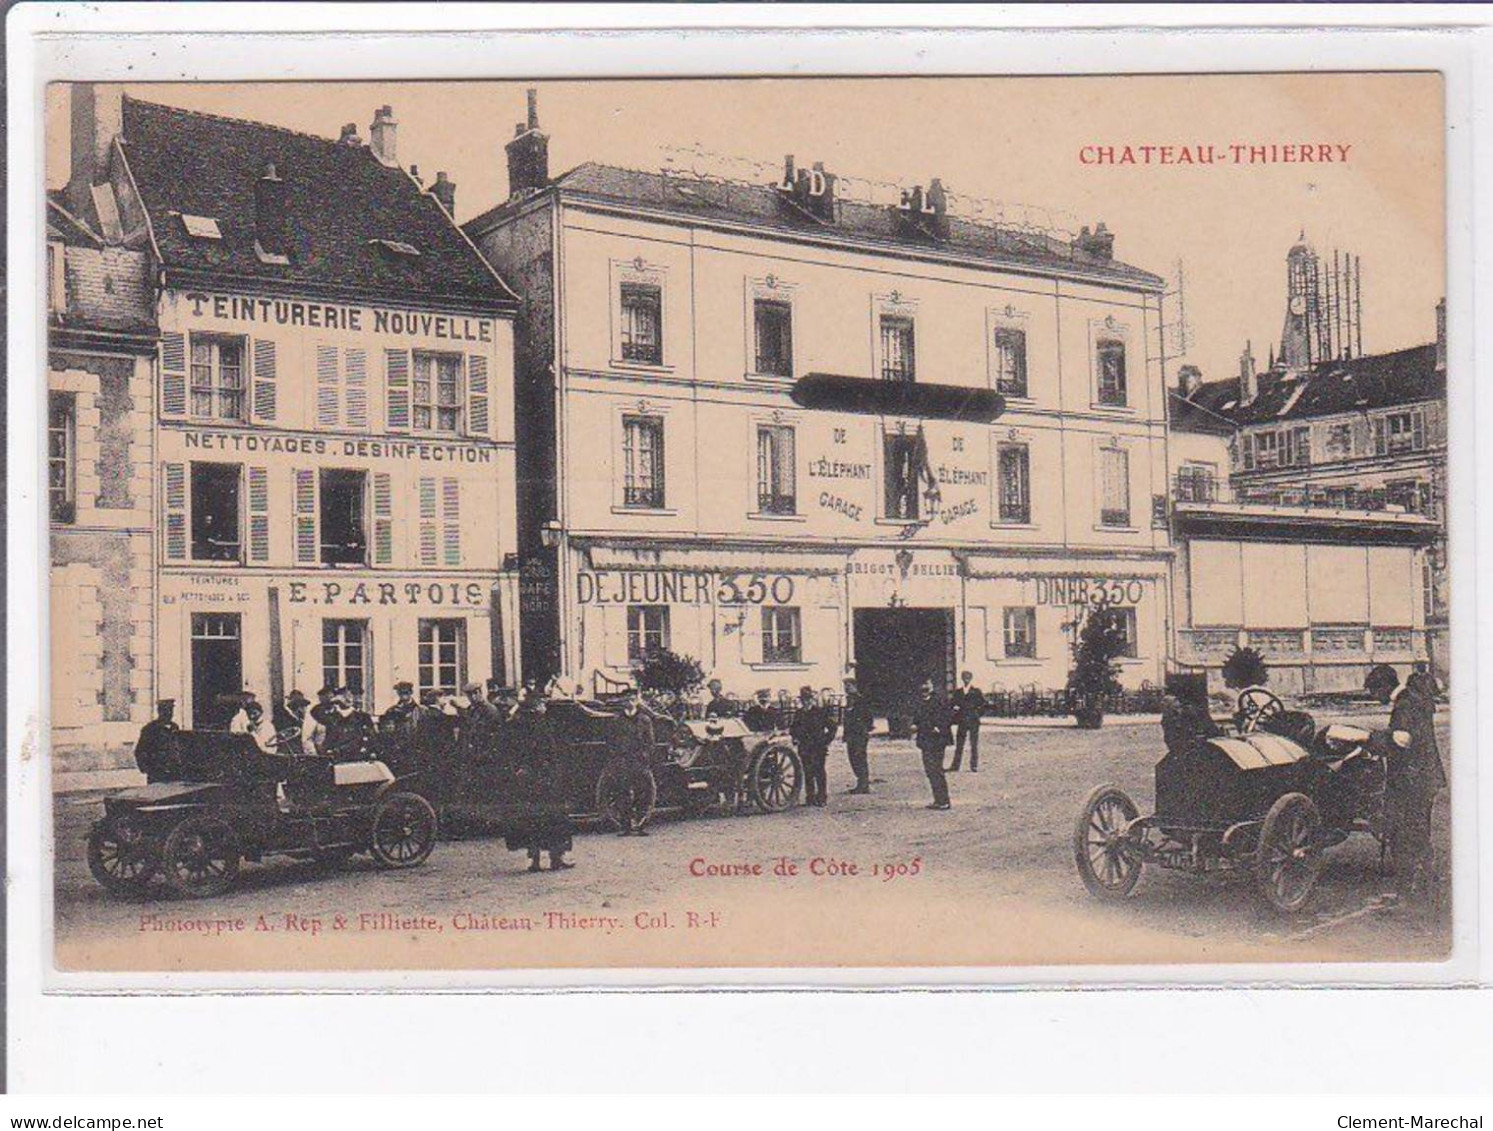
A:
[251, 339, 277, 422]
[160, 332, 187, 418]
[294, 468, 318, 566]
[442, 477, 461, 566]
[1373, 417, 1387, 456]
[373, 472, 393, 565]
[1240, 433, 1255, 470]
[603, 605, 629, 668]
[417, 477, 438, 566]
[1412, 410, 1426, 452]
[247, 466, 270, 563]
[385, 349, 411, 432]
[467, 354, 490, 439]
[316, 345, 341, 428]
[1294, 426, 1311, 466]
[345, 347, 369, 431]
[162, 462, 187, 560]
[739, 610, 764, 666]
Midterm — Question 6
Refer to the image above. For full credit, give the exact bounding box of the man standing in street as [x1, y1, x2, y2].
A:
[914, 679, 952, 810]
[1368, 666, 1446, 903]
[948, 670, 986, 772]
[133, 698, 183, 783]
[842, 677, 872, 794]
[790, 685, 837, 807]
[613, 688, 657, 836]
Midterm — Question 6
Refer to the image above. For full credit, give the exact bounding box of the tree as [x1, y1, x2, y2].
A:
[1066, 600, 1129, 729]
[1221, 646, 1269, 691]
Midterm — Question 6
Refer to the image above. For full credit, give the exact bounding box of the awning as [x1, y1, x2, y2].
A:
[791, 372, 1005, 422]
[583, 542, 847, 577]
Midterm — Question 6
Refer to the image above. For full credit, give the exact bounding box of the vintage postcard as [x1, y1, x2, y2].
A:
[42, 71, 1455, 977]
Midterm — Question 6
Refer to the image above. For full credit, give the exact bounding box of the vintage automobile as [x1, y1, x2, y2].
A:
[1074, 687, 1387, 913]
[86, 733, 437, 899]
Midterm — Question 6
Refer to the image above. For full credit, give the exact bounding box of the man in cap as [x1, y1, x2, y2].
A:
[842, 677, 873, 794]
[913, 678, 953, 810]
[1368, 665, 1446, 902]
[381, 681, 423, 740]
[948, 670, 987, 773]
[321, 688, 375, 761]
[309, 686, 337, 727]
[743, 689, 776, 734]
[612, 687, 657, 836]
[134, 698, 183, 782]
[790, 685, 838, 807]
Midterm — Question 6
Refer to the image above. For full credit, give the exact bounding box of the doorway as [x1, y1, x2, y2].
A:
[190, 612, 242, 730]
[852, 607, 955, 721]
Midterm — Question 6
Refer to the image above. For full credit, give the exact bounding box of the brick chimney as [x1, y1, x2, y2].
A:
[1072, 222, 1115, 262]
[1177, 364, 1203, 397]
[68, 83, 124, 216]
[254, 162, 289, 259]
[338, 122, 363, 147]
[1435, 297, 1446, 372]
[430, 170, 456, 217]
[506, 88, 549, 198]
[1239, 340, 1259, 404]
[369, 105, 398, 166]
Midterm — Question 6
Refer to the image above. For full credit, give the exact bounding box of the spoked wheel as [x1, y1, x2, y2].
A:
[596, 760, 657, 833]
[749, 744, 802, 812]
[1255, 792, 1324, 913]
[369, 791, 438, 869]
[161, 815, 241, 898]
[86, 815, 157, 894]
[1236, 686, 1285, 735]
[1074, 785, 1143, 900]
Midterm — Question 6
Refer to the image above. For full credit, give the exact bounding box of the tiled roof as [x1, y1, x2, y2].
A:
[1171, 343, 1442, 432]
[470, 162, 1164, 288]
[121, 97, 517, 310]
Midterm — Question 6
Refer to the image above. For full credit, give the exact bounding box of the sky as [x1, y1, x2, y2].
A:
[47, 74, 1444, 382]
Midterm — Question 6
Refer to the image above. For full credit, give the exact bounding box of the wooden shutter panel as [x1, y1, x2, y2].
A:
[603, 605, 629, 668]
[739, 608, 764, 665]
[442, 477, 461, 566]
[467, 354, 490, 439]
[385, 349, 411, 432]
[160, 332, 187, 418]
[1373, 417, 1387, 456]
[162, 461, 188, 560]
[316, 345, 341, 428]
[1240, 433, 1255, 470]
[373, 472, 393, 565]
[251, 339, 277, 422]
[1412, 410, 1426, 451]
[417, 477, 438, 566]
[345, 347, 369, 431]
[247, 466, 270, 563]
[294, 468, 318, 565]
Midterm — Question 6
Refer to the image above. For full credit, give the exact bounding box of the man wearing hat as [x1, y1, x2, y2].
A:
[321, 688, 375, 761]
[134, 698, 183, 783]
[842, 677, 873, 794]
[913, 679, 953, 810]
[381, 681, 423, 741]
[283, 690, 324, 757]
[742, 689, 776, 734]
[309, 686, 337, 727]
[704, 678, 735, 720]
[789, 686, 838, 807]
[948, 670, 987, 773]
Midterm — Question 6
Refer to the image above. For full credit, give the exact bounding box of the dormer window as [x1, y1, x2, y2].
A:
[180, 214, 223, 240]
[368, 238, 421, 257]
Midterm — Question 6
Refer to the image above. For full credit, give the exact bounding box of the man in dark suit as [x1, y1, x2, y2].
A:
[704, 678, 735, 719]
[134, 699, 183, 783]
[948, 670, 986, 772]
[1371, 667, 1446, 902]
[841, 678, 873, 794]
[789, 686, 837, 807]
[913, 679, 952, 810]
[613, 689, 657, 836]
[742, 689, 776, 733]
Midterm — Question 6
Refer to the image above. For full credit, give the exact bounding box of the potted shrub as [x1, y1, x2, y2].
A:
[1066, 601, 1129, 729]
[634, 648, 706, 718]
[1221, 646, 1269, 691]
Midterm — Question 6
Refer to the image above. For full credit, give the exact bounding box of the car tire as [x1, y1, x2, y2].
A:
[748, 744, 802, 813]
[86, 815, 158, 895]
[369, 791, 439, 869]
[597, 759, 657, 833]
[161, 814, 241, 899]
[1255, 792, 1324, 913]
[1074, 784, 1142, 900]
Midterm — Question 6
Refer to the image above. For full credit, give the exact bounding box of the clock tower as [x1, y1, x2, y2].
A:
[1279, 233, 1316, 372]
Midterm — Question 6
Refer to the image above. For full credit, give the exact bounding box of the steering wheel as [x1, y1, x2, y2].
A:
[1236, 686, 1285, 735]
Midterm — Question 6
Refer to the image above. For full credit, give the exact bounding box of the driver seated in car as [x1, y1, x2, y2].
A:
[1160, 689, 1222, 756]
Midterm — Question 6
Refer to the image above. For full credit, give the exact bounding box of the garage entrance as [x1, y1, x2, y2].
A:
[190, 612, 242, 730]
[852, 607, 955, 721]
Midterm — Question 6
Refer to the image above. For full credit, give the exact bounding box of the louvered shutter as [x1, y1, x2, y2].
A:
[1412, 410, 1426, 452]
[345, 347, 369, 431]
[247, 466, 270, 562]
[251, 340, 277, 422]
[160, 332, 187, 418]
[1373, 417, 1387, 456]
[417, 477, 438, 566]
[467, 354, 490, 439]
[162, 462, 187, 560]
[1240, 433, 1255, 471]
[294, 469, 318, 565]
[603, 605, 630, 667]
[739, 608, 763, 665]
[373, 472, 393, 565]
[385, 349, 411, 432]
[442, 477, 461, 566]
[316, 345, 341, 428]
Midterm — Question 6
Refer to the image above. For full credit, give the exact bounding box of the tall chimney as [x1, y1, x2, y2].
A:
[505, 88, 550, 198]
[430, 170, 457, 217]
[926, 177, 950, 239]
[254, 162, 289, 258]
[1072, 221, 1115, 262]
[369, 105, 398, 166]
[1435, 297, 1446, 372]
[68, 83, 124, 215]
[338, 122, 362, 147]
[1239, 340, 1259, 404]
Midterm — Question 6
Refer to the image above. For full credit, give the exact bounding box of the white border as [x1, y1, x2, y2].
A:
[8, 2, 1492, 1092]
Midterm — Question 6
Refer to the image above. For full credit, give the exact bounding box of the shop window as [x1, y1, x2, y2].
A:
[753, 298, 793, 377]
[879, 314, 916, 382]
[762, 606, 802, 665]
[1095, 337, 1127, 406]
[413, 351, 463, 434]
[320, 469, 368, 566]
[627, 605, 669, 664]
[996, 442, 1030, 524]
[1114, 607, 1138, 658]
[621, 414, 666, 509]
[190, 462, 241, 562]
[48, 392, 76, 524]
[1003, 607, 1037, 659]
[883, 431, 922, 521]
[418, 619, 466, 698]
[189, 333, 246, 421]
[1099, 448, 1131, 528]
[756, 424, 797, 514]
[992, 326, 1028, 398]
[322, 620, 370, 705]
[620, 282, 663, 365]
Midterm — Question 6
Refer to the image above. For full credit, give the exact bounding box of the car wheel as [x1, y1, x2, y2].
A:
[596, 759, 657, 833]
[161, 815, 241, 899]
[1074, 784, 1143, 900]
[1255, 792, 1324, 913]
[369, 791, 438, 869]
[86, 815, 157, 894]
[749, 744, 802, 813]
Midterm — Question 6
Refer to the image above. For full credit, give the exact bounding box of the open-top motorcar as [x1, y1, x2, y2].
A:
[1074, 687, 1387, 913]
[87, 733, 437, 899]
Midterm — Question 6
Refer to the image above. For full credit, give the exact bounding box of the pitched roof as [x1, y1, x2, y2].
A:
[469, 162, 1163, 289]
[120, 97, 516, 311]
[1171, 343, 1442, 432]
